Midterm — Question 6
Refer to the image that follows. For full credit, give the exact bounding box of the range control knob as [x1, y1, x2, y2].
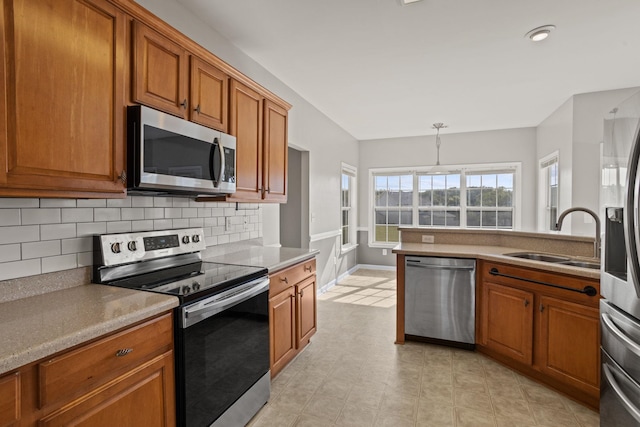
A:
[182, 285, 192, 295]
[192, 282, 201, 292]
[182, 236, 190, 244]
[192, 234, 200, 243]
[127, 241, 137, 251]
[110, 242, 121, 254]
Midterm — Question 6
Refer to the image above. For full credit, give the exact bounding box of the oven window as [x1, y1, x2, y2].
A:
[143, 125, 220, 180]
[180, 290, 269, 427]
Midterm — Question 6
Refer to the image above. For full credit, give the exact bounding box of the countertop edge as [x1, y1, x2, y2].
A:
[267, 251, 319, 273]
[392, 243, 600, 280]
[0, 292, 178, 376]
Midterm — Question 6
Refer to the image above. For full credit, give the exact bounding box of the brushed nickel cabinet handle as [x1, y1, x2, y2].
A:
[116, 170, 127, 184]
[304, 265, 312, 272]
[194, 104, 201, 114]
[180, 99, 188, 109]
[280, 277, 288, 284]
[299, 289, 304, 297]
[115, 348, 133, 357]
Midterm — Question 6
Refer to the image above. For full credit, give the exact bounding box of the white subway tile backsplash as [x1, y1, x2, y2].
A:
[131, 196, 154, 207]
[0, 244, 20, 262]
[172, 219, 189, 228]
[42, 254, 77, 274]
[22, 208, 61, 225]
[22, 240, 61, 259]
[40, 199, 77, 208]
[77, 222, 106, 237]
[41, 224, 76, 241]
[131, 220, 154, 231]
[106, 198, 132, 208]
[0, 209, 21, 226]
[144, 208, 164, 219]
[0, 196, 264, 282]
[0, 225, 39, 244]
[77, 199, 107, 208]
[121, 208, 145, 221]
[94, 208, 121, 222]
[106, 221, 132, 233]
[61, 237, 93, 254]
[153, 219, 173, 230]
[0, 198, 39, 208]
[0, 259, 41, 280]
[62, 208, 94, 223]
[164, 208, 182, 219]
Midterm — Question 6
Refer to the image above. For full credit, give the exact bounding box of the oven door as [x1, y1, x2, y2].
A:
[175, 277, 270, 427]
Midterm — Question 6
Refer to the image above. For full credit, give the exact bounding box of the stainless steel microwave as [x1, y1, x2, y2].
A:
[126, 105, 236, 196]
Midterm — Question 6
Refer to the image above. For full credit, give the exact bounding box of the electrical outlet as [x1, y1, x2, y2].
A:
[382, 249, 388, 256]
[225, 217, 232, 231]
[422, 235, 435, 243]
[243, 216, 249, 230]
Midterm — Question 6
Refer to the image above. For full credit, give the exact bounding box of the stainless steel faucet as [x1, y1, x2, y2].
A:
[555, 207, 601, 259]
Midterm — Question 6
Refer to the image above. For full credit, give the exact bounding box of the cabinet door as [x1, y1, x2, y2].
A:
[537, 295, 600, 397]
[0, 372, 19, 427]
[133, 21, 188, 118]
[296, 276, 317, 347]
[269, 287, 296, 378]
[190, 56, 229, 132]
[481, 282, 534, 365]
[38, 352, 175, 427]
[0, 0, 126, 198]
[263, 99, 288, 202]
[229, 80, 263, 200]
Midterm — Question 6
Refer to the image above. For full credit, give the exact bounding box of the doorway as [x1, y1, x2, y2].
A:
[280, 147, 309, 248]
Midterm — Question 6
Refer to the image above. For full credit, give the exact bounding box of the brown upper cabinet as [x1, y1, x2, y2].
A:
[132, 22, 229, 133]
[0, 0, 127, 198]
[229, 80, 288, 202]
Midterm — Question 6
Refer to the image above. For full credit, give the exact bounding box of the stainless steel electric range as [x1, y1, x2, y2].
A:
[92, 228, 270, 427]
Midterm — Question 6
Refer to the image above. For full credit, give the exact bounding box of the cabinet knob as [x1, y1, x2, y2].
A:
[540, 304, 545, 312]
[280, 277, 288, 284]
[180, 99, 188, 109]
[299, 289, 304, 297]
[115, 348, 133, 357]
[266, 187, 271, 193]
[524, 299, 529, 307]
[116, 170, 127, 184]
[194, 104, 201, 114]
[304, 265, 312, 272]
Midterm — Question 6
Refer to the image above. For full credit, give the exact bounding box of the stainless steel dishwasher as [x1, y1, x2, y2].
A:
[404, 256, 476, 348]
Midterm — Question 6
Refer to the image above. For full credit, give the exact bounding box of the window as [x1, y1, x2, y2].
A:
[370, 163, 520, 245]
[341, 163, 357, 250]
[539, 154, 559, 231]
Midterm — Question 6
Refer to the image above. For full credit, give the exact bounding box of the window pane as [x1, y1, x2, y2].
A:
[388, 176, 400, 206]
[447, 190, 460, 207]
[388, 226, 400, 242]
[342, 210, 349, 226]
[375, 225, 387, 242]
[400, 175, 413, 206]
[467, 175, 481, 188]
[419, 210, 432, 226]
[433, 189, 446, 206]
[375, 190, 388, 207]
[375, 210, 387, 225]
[497, 187, 512, 207]
[482, 211, 497, 227]
[342, 226, 349, 245]
[388, 210, 399, 225]
[467, 188, 481, 207]
[433, 211, 446, 226]
[446, 210, 460, 226]
[419, 190, 432, 206]
[498, 211, 513, 228]
[467, 210, 480, 227]
[400, 211, 412, 225]
[497, 173, 513, 189]
[481, 187, 496, 207]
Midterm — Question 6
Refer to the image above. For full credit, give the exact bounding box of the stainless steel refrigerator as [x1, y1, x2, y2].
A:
[601, 89, 640, 426]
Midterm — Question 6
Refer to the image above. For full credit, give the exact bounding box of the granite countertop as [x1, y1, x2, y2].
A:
[204, 246, 319, 272]
[393, 242, 600, 280]
[0, 284, 178, 375]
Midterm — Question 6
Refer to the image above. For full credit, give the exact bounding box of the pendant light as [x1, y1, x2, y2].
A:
[428, 122, 448, 174]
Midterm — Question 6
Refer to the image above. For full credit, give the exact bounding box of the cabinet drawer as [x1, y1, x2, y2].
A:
[0, 372, 20, 427]
[38, 313, 172, 408]
[270, 259, 316, 296]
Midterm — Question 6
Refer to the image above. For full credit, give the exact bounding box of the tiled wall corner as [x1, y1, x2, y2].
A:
[0, 196, 262, 281]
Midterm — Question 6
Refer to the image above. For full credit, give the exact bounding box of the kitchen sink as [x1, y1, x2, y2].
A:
[558, 260, 601, 270]
[504, 252, 600, 270]
[504, 252, 571, 263]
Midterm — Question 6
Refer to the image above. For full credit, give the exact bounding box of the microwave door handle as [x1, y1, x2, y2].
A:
[209, 142, 218, 188]
[217, 137, 225, 187]
[624, 121, 640, 297]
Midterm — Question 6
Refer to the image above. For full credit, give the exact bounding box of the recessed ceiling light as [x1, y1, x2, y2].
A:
[400, 0, 423, 5]
[525, 25, 556, 42]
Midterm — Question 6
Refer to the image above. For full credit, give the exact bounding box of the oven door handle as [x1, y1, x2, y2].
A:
[182, 277, 269, 328]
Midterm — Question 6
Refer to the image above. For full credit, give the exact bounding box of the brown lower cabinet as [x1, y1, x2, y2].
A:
[2, 312, 175, 427]
[269, 259, 317, 378]
[477, 261, 600, 409]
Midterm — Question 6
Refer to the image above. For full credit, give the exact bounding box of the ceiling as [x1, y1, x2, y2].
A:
[175, 0, 640, 141]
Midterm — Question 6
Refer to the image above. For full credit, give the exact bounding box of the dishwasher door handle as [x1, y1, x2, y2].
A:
[406, 263, 475, 271]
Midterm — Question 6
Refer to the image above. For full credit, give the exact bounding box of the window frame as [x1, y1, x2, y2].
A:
[368, 162, 522, 248]
[341, 163, 358, 253]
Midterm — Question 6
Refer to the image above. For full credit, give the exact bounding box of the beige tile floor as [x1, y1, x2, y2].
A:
[249, 269, 600, 427]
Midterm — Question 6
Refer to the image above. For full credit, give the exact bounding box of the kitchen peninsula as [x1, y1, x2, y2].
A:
[393, 228, 600, 409]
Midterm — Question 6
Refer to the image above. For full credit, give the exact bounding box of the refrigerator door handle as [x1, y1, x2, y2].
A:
[624, 120, 640, 297]
[602, 312, 640, 357]
[602, 362, 640, 424]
